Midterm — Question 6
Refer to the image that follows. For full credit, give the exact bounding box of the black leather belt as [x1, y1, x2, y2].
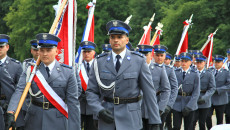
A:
[32, 100, 55, 109]
[104, 95, 142, 105]
[0, 95, 6, 100]
[178, 92, 192, 96]
[200, 90, 207, 93]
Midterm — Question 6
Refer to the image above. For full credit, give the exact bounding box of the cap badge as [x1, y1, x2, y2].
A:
[43, 34, 47, 39]
[113, 21, 118, 27]
[105, 44, 108, 47]
[85, 41, 88, 45]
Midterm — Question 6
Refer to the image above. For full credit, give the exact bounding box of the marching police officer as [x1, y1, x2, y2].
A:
[225, 48, 230, 124]
[163, 52, 179, 130]
[0, 34, 24, 130]
[174, 55, 181, 69]
[192, 55, 215, 130]
[0, 65, 15, 130]
[22, 39, 39, 71]
[164, 52, 173, 66]
[206, 55, 230, 129]
[86, 20, 161, 130]
[102, 44, 112, 53]
[172, 52, 200, 130]
[138, 45, 170, 130]
[6, 33, 79, 130]
[79, 41, 97, 130]
[188, 50, 203, 70]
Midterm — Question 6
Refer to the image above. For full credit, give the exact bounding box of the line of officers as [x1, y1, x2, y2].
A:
[0, 19, 230, 130]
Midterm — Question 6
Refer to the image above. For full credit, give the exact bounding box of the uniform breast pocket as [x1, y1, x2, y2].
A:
[100, 72, 115, 85]
[123, 72, 138, 80]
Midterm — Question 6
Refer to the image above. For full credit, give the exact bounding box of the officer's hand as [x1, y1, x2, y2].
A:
[148, 124, 160, 130]
[164, 106, 171, 115]
[182, 107, 191, 117]
[98, 109, 114, 124]
[5, 113, 16, 130]
[197, 98, 205, 105]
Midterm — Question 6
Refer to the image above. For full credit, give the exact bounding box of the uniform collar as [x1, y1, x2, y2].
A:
[84, 59, 94, 66]
[182, 67, 190, 73]
[112, 48, 126, 63]
[44, 60, 56, 73]
[198, 68, 205, 73]
[0, 55, 7, 64]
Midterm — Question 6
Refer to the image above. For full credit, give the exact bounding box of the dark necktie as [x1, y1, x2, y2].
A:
[86, 63, 90, 72]
[215, 70, 218, 77]
[46, 67, 50, 77]
[115, 55, 121, 72]
[183, 71, 186, 79]
[228, 63, 230, 70]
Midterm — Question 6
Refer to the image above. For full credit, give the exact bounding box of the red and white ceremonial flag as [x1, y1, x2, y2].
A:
[53, 0, 77, 66]
[139, 26, 152, 45]
[200, 29, 218, 68]
[76, 0, 96, 91]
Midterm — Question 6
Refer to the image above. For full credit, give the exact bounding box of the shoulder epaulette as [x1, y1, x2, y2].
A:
[97, 53, 108, 59]
[61, 64, 72, 69]
[175, 68, 181, 71]
[23, 58, 33, 63]
[10, 58, 21, 64]
[131, 51, 144, 57]
[165, 65, 173, 69]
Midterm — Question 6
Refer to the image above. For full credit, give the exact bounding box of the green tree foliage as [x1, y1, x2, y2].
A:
[3, 0, 230, 61]
[4, 0, 57, 61]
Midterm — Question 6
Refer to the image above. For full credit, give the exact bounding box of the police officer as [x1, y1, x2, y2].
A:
[0, 34, 24, 130]
[188, 50, 203, 70]
[164, 52, 173, 66]
[0, 65, 15, 130]
[206, 55, 230, 129]
[79, 41, 97, 130]
[86, 20, 161, 130]
[102, 44, 112, 53]
[192, 55, 215, 130]
[22, 39, 39, 71]
[163, 52, 179, 130]
[138, 45, 170, 130]
[225, 48, 230, 124]
[5, 33, 79, 130]
[174, 55, 181, 69]
[173, 52, 200, 130]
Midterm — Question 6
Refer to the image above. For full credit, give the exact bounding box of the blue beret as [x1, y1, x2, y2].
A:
[137, 45, 154, 53]
[36, 33, 61, 48]
[179, 52, 193, 61]
[102, 44, 112, 52]
[195, 55, 206, 62]
[153, 45, 168, 53]
[0, 34, 10, 46]
[214, 55, 225, 61]
[106, 20, 132, 35]
[166, 52, 172, 60]
[80, 41, 96, 50]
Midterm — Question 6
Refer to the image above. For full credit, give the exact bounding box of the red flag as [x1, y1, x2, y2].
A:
[201, 33, 214, 67]
[178, 32, 188, 54]
[139, 26, 152, 45]
[54, 0, 76, 66]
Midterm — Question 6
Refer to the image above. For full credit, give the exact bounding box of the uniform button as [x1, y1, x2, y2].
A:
[116, 77, 119, 80]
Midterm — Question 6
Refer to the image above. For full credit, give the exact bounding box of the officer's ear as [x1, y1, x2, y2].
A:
[5, 44, 9, 51]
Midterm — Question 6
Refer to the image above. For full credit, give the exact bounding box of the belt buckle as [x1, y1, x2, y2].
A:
[114, 97, 119, 105]
[182, 92, 186, 96]
[43, 102, 49, 109]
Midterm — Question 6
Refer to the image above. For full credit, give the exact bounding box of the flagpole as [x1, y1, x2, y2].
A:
[12, 0, 69, 126]
[171, 14, 193, 67]
[200, 29, 218, 52]
[150, 22, 163, 46]
[124, 15, 132, 24]
[138, 13, 155, 45]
